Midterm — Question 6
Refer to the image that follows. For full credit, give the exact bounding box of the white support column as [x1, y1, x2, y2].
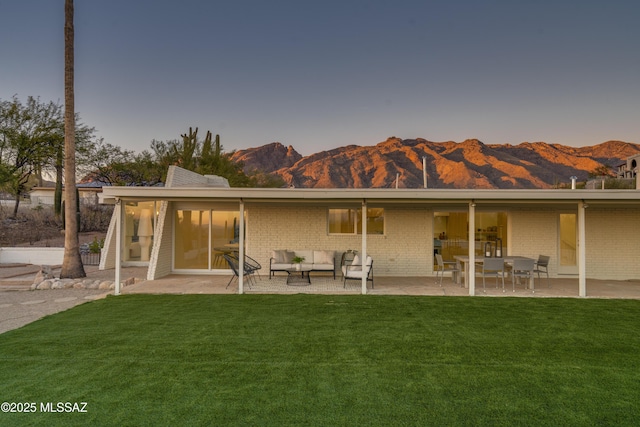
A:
[422, 156, 428, 189]
[361, 199, 367, 295]
[468, 201, 476, 296]
[578, 200, 587, 297]
[239, 200, 245, 295]
[114, 199, 122, 296]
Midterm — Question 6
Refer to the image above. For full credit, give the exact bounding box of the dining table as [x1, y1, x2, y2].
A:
[453, 255, 536, 290]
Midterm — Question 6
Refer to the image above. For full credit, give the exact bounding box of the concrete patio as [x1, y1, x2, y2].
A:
[3, 264, 640, 299]
[118, 270, 640, 299]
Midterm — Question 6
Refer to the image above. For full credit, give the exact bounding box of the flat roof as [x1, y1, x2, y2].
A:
[102, 186, 640, 208]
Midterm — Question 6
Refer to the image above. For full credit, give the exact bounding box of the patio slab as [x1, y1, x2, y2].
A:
[121, 272, 640, 299]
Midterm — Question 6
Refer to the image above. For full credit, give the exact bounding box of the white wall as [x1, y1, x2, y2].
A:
[0, 248, 64, 265]
[247, 205, 432, 277]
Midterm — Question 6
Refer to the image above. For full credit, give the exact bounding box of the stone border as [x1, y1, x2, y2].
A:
[30, 265, 142, 291]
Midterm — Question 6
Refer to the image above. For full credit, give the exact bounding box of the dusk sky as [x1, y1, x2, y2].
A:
[2, 0, 639, 156]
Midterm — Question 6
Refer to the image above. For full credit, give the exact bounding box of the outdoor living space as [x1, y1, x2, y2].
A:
[98, 167, 640, 297]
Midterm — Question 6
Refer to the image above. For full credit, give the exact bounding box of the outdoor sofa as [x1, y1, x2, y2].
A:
[269, 250, 336, 279]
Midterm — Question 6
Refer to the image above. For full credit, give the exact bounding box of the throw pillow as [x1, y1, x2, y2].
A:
[314, 250, 334, 265]
[351, 254, 362, 271]
[284, 250, 296, 263]
[272, 250, 287, 263]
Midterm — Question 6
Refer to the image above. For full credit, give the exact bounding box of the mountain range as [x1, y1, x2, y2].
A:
[231, 138, 640, 189]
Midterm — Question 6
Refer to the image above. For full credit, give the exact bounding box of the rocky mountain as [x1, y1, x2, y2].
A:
[231, 138, 640, 189]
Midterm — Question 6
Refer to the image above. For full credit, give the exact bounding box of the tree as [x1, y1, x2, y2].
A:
[149, 127, 278, 187]
[0, 96, 63, 216]
[60, 0, 85, 279]
[80, 140, 165, 186]
[0, 95, 95, 218]
[196, 131, 252, 187]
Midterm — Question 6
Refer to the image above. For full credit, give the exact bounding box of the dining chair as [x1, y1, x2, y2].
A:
[479, 258, 505, 292]
[511, 258, 536, 292]
[435, 254, 460, 286]
[533, 255, 550, 288]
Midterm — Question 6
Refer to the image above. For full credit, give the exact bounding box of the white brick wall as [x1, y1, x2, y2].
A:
[509, 207, 640, 280]
[585, 208, 640, 280]
[248, 205, 432, 277]
[148, 201, 173, 280]
[166, 166, 229, 188]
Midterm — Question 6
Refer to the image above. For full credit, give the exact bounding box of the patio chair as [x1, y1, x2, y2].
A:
[478, 257, 505, 292]
[223, 253, 255, 289]
[435, 254, 460, 286]
[343, 255, 374, 288]
[233, 251, 262, 279]
[533, 255, 550, 288]
[510, 258, 536, 292]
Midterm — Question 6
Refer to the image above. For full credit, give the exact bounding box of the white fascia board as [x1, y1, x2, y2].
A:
[101, 186, 640, 205]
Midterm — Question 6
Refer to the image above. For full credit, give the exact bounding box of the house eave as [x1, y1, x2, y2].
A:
[101, 186, 640, 208]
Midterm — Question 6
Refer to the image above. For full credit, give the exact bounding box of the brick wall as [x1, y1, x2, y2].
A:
[585, 207, 640, 280]
[148, 201, 173, 280]
[247, 205, 432, 277]
[166, 166, 229, 188]
[509, 207, 640, 280]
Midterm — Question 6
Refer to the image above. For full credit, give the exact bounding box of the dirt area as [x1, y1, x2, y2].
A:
[2, 221, 105, 248]
[0, 204, 108, 248]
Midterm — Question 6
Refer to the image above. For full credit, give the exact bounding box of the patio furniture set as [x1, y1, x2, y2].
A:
[436, 254, 550, 293]
[224, 249, 375, 288]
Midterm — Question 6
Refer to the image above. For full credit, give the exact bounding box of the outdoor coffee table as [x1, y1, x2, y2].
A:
[285, 266, 312, 285]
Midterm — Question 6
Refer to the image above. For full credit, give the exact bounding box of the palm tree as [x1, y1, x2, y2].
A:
[60, 0, 85, 278]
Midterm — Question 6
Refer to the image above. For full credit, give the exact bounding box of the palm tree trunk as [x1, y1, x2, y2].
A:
[60, 0, 85, 279]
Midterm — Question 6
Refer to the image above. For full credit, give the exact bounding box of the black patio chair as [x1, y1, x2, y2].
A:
[223, 253, 255, 289]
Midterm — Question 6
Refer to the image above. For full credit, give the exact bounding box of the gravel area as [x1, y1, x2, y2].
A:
[0, 264, 147, 335]
[0, 288, 109, 334]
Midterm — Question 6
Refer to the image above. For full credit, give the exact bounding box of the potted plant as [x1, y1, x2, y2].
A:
[292, 256, 305, 271]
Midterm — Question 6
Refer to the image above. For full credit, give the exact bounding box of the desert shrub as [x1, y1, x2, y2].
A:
[80, 204, 114, 232]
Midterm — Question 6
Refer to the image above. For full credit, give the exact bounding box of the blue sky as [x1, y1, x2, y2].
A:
[1, 0, 639, 156]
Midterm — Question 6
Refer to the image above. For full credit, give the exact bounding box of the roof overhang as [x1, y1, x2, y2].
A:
[101, 186, 640, 208]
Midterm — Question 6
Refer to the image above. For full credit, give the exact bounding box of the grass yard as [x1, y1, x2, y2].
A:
[1, 294, 639, 426]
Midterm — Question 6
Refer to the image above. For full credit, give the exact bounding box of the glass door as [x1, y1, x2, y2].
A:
[174, 208, 241, 271]
[558, 213, 578, 274]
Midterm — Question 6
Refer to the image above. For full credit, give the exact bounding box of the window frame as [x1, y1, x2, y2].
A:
[328, 207, 385, 235]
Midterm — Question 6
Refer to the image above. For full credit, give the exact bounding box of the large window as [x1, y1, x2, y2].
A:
[433, 211, 507, 262]
[175, 210, 210, 269]
[329, 208, 384, 235]
[123, 201, 158, 263]
[174, 208, 240, 270]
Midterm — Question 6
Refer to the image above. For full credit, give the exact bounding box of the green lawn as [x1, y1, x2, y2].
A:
[1, 294, 639, 426]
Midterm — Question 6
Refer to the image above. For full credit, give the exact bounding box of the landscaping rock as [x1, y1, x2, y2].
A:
[37, 280, 51, 290]
[33, 265, 55, 286]
[98, 281, 112, 290]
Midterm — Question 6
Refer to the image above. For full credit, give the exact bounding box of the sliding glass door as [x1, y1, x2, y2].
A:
[174, 208, 241, 271]
[558, 213, 578, 275]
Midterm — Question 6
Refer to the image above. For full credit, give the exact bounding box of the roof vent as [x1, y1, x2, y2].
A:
[570, 176, 577, 190]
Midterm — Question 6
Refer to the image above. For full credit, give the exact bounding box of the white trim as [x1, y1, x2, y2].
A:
[103, 186, 640, 204]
